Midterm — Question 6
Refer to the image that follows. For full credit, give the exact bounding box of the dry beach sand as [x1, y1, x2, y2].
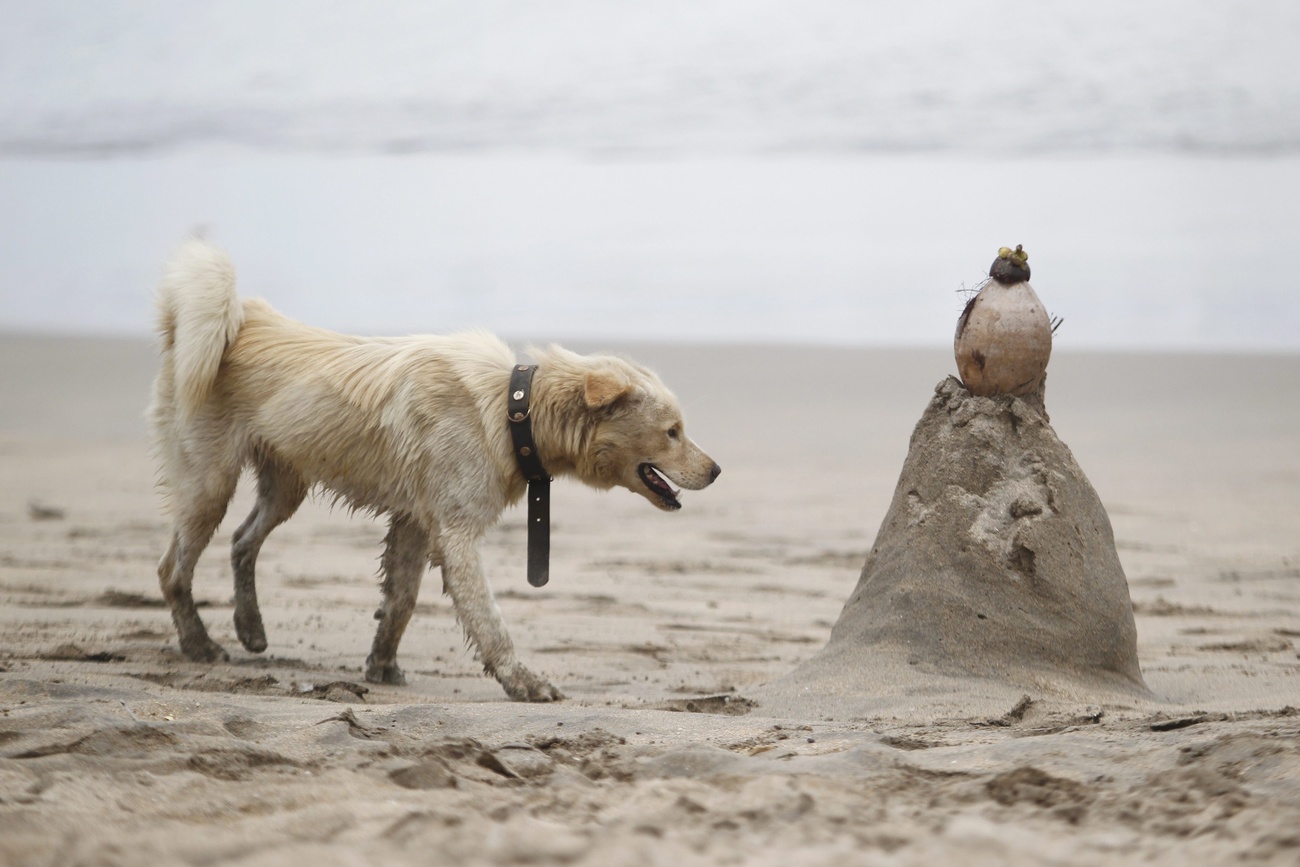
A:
[2, 334, 1300, 865]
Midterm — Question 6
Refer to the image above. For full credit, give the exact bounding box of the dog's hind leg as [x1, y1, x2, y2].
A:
[159, 467, 240, 663]
[365, 513, 430, 686]
[437, 528, 564, 702]
[231, 455, 307, 653]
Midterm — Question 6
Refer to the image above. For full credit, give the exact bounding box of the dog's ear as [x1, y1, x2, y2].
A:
[583, 370, 633, 409]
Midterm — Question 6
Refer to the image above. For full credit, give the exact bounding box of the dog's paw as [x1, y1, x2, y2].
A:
[499, 665, 564, 702]
[179, 635, 230, 663]
[364, 656, 407, 686]
[234, 609, 268, 653]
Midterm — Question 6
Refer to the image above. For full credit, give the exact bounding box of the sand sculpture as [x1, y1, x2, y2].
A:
[757, 247, 1149, 717]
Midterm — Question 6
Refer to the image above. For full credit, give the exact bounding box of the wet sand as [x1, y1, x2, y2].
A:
[2, 334, 1299, 865]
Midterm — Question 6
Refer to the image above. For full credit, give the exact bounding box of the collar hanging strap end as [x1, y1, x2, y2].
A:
[526, 477, 550, 587]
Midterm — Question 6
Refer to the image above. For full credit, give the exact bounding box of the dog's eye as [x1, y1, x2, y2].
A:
[667, 426, 680, 440]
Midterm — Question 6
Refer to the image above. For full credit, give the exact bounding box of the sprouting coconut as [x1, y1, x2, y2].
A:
[954, 245, 1052, 399]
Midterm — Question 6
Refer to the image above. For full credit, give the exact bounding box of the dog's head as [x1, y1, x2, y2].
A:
[537, 348, 720, 511]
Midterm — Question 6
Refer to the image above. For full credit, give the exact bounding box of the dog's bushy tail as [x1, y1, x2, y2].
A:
[155, 238, 244, 419]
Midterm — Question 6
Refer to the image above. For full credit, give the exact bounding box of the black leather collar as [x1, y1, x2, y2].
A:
[508, 364, 552, 587]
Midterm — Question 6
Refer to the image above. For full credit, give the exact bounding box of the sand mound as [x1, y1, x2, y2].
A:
[756, 377, 1150, 720]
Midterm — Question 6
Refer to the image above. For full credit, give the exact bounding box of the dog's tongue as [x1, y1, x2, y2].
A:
[647, 465, 678, 497]
[639, 464, 681, 505]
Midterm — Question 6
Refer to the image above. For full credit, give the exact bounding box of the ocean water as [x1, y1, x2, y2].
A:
[1, 1, 1298, 350]
[5, 0, 1298, 156]
[3, 151, 1298, 351]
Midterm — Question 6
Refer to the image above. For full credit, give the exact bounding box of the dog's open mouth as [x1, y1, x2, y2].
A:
[638, 463, 682, 510]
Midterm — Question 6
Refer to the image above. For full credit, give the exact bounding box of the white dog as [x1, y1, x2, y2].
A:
[149, 239, 720, 701]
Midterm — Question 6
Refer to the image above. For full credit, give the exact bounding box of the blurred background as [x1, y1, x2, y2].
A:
[1, 0, 1297, 351]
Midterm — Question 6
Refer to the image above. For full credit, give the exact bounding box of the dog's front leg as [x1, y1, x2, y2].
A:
[438, 530, 564, 702]
[364, 514, 429, 686]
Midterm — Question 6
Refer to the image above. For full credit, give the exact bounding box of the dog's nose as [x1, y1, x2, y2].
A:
[709, 462, 721, 482]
